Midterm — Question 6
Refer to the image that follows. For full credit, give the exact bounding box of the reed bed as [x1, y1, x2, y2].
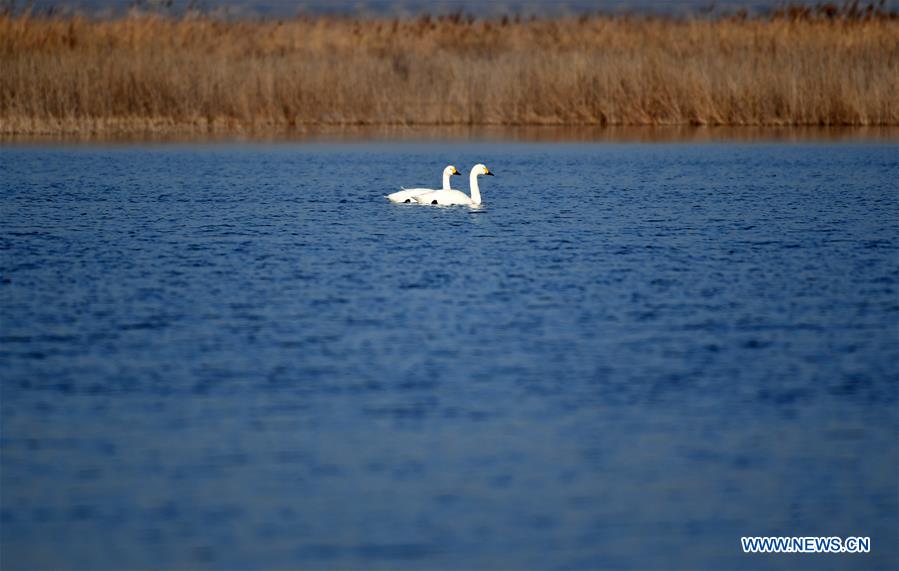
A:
[1, 11, 898, 134]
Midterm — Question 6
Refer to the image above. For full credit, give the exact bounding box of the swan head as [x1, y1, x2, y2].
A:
[473, 163, 494, 177]
[444, 165, 460, 177]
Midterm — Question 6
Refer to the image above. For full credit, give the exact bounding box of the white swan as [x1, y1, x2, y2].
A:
[386, 165, 460, 203]
[412, 164, 494, 206]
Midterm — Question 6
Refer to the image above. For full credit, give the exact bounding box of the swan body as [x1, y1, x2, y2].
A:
[387, 165, 459, 203]
[415, 188, 474, 206]
[413, 164, 494, 206]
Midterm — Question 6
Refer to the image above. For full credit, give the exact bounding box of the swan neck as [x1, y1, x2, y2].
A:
[442, 172, 452, 190]
[469, 172, 482, 205]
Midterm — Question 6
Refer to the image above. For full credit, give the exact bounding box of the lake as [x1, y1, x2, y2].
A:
[1, 138, 897, 570]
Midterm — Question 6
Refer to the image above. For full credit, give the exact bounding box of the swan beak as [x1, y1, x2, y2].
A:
[485, 171, 495, 176]
[452, 171, 460, 176]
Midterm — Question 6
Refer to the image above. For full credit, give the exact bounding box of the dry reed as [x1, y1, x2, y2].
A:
[1, 11, 898, 134]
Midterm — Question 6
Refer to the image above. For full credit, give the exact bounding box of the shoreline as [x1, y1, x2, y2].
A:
[4, 125, 899, 144]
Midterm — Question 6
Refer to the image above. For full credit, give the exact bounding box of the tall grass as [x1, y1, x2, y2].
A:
[1, 10, 898, 134]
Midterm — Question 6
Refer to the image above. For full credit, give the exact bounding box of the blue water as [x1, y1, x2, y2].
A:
[1, 140, 897, 570]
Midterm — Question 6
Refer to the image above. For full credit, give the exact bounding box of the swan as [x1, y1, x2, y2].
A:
[386, 165, 460, 203]
[412, 164, 494, 206]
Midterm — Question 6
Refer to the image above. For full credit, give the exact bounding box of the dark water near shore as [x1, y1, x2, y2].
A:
[1, 140, 897, 570]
